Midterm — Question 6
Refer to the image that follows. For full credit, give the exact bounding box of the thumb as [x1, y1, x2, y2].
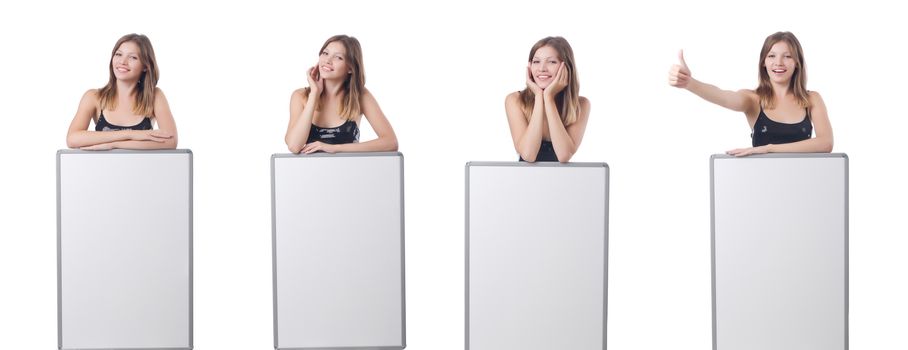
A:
[678, 49, 689, 69]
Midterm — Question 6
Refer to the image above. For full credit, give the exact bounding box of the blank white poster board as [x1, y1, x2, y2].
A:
[272, 152, 405, 350]
[57, 149, 193, 350]
[466, 162, 608, 350]
[711, 153, 848, 350]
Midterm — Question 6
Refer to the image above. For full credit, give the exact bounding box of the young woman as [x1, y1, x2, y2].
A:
[285, 35, 398, 154]
[67, 33, 177, 150]
[668, 31, 833, 156]
[505, 36, 591, 163]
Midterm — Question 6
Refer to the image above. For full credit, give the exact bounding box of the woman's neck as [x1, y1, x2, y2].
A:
[116, 80, 138, 98]
[771, 81, 791, 100]
[323, 79, 345, 97]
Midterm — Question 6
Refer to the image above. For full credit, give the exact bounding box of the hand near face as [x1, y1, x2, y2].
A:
[301, 141, 338, 154]
[525, 63, 544, 96]
[669, 50, 691, 88]
[544, 62, 568, 98]
[307, 65, 324, 97]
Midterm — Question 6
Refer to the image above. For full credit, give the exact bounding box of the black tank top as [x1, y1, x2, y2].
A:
[751, 106, 812, 147]
[306, 119, 360, 144]
[519, 140, 558, 162]
[95, 111, 152, 131]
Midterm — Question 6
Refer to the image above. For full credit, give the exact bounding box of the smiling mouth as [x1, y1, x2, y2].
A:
[772, 69, 787, 73]
[115, 67, 130, 73]
[321, 66, 334, 72]
[536, 75, 552, 80]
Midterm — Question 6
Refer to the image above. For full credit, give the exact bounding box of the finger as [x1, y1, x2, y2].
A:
[678, 49, 688, 68]
[309, 66, 319, 80]
[726, 148, 749, 157]
[304, 142, 321, 152]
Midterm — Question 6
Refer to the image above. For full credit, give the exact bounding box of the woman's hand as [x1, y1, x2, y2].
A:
[81, 142, 118, 151]
[301, 141, 338, 154]
[525, 63, 544, 96]
[726, 145, 770, 157]
[543, 62, 568, 98]
[307, 65, 324, 97]
[131, 129, 172, 142]
[668, 50, 691, 88]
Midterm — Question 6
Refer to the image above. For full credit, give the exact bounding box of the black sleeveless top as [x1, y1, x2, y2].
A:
[95, 111, 152, 131]
[751, 106, 812, 147]
[306, 119, 360, 144]
[519, 140, 558, 162]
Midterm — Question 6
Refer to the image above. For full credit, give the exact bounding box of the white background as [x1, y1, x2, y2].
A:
[1, 1, 905, 349]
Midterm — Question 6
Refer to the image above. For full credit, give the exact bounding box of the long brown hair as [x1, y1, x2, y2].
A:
[98, 33, 159, 117]
[756, 31, 810, 109]
[518, 36, 581, 126]
[302, 35, 365, 120]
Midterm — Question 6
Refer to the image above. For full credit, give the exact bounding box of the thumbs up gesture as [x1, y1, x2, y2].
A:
[669, 50, 691, 88]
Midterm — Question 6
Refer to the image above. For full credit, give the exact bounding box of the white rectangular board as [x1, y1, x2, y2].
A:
[272, 152, 405, 350]
[466, 162, 608, 350]
[57, 149, 193, 350]
[711, 153, 848, 350]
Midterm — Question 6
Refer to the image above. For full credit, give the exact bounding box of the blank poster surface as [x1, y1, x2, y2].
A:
[57, 150, 192, 350]
[467, 162, 608, 350]
[272, 152, 405, 350]
[711, 154, 848, 350]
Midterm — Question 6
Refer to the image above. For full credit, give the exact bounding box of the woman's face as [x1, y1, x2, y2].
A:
[111, 41, 145, 82]
[529, 45, 562, 89]
[764, 41, 796, 85]
[318, 41, 351, 80]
